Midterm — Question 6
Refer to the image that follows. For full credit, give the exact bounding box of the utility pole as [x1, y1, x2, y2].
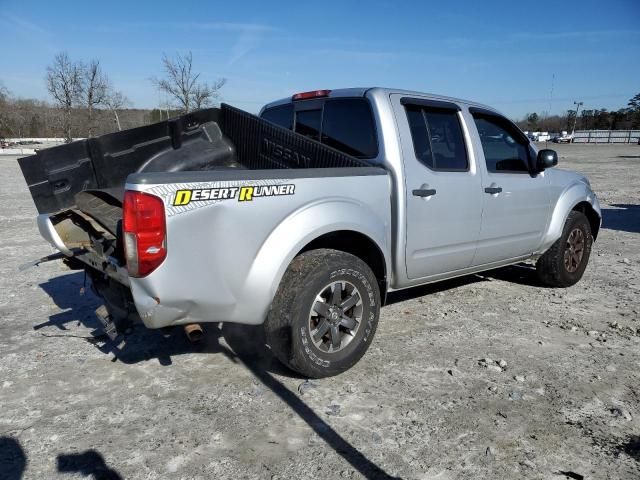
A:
[571, 101, 583, 139]
[546, 73, 555, 131]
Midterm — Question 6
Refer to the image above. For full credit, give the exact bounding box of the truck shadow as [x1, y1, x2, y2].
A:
[34, 273, 103, 333]
[480, 263, 548, 288]
[601, 204, 640, 234]
[35, 272, 399, 479]
[217, 333, 399, 479]
[386, 263, 547, 306]
[37, 265, 545, 368]
[34, 272, 291, 372]
[385, 274, 488, 305]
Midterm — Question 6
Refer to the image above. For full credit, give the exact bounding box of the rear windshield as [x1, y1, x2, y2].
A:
[261, 97, 378, 159]
[261, 104, 293, 129]
[295, 109, 322, 141]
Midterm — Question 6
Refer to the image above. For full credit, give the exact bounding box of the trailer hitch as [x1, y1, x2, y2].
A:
[18, 248, 87, 271]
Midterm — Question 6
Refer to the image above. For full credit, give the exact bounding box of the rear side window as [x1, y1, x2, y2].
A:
[262, 97, 378, 159]
[261, 104, 293, 129]
[472, 115, 530, 173]
[295, 109, 322, 141]
[405, 106, 468, 171]
[321, 99, 378, 158]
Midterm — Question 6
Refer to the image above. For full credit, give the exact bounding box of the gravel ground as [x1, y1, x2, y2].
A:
[1, 144, 639, 480]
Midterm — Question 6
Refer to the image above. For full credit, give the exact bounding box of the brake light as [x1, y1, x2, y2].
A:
[292, 89, 331, 101]
[122, 190, 167, 277]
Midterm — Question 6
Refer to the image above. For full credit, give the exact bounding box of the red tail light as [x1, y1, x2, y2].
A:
[122, 190, 166, 277]
[292, 89, 331, 101]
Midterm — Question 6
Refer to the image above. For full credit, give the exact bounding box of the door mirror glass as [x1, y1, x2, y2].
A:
[537, 149, 558, 171]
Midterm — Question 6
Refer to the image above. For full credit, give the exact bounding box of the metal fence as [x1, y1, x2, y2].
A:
[573, 130, 640, 144]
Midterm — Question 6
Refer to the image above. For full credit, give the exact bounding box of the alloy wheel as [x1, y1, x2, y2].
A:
[308, 280, 363, 353]
[564, 228, 585, 273]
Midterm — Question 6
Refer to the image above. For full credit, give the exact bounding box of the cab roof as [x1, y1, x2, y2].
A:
[260, 87, 499, 115]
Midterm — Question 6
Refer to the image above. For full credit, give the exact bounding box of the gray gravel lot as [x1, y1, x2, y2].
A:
[1, 144, 639, 479]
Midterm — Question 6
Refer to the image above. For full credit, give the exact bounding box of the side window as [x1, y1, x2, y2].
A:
[405, 105, 468, 171]
[321, 99, 378, 158]
[406, 107, 433, 168]
[472, 115, 530, 173]
[265, 97, 378, 158]
[295, 109, 321, 141]
[261, 104, 293, 129]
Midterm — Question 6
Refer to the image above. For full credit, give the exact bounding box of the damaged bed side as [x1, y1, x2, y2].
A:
[18, 104, 374, 341]
[19, 107, 241, 339]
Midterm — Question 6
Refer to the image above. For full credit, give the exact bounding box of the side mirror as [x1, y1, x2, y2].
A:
[537, 149, 558, 171]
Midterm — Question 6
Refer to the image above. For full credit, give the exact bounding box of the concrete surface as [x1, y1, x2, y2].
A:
[1, 144, 639, 480]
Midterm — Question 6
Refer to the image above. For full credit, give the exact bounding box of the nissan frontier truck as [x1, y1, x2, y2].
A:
[19, 87, 601, 377]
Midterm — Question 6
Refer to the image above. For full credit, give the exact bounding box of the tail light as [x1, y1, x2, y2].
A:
[122, 190, 166, 277]
[292, 89, 331, 101]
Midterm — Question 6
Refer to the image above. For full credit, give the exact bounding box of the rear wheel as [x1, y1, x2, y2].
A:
[264, 249, 380, 378]
[536, 210, 592, 287]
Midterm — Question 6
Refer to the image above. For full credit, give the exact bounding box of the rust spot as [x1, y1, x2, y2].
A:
[153, 297, 160, 304]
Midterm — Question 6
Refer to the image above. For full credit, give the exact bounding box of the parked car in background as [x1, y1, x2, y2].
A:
[553, 133, 573, 143]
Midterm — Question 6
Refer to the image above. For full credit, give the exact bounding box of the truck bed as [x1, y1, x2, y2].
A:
[18, 104, 370, 217]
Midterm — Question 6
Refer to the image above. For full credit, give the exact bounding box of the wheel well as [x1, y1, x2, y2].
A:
[299, 231, 388, 301]
[573, 201, 600, 240]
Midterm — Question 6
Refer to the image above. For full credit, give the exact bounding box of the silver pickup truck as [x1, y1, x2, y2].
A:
[19, 87, 601, 377]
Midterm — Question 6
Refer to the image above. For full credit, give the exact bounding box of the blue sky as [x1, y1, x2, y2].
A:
[0, 0, 638, 119]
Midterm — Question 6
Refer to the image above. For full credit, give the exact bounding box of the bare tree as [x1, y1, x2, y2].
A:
[151, 51, 225, 113]
[0, 82, 8, 102]
[81, 59, 109, 137]
[0, 82, 10, 137]
[192, 79, 226, 110]
[46, 52, 83, 142]
[105, 90, 131, 131]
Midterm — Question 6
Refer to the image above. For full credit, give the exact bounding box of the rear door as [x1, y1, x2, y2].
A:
[468, 109, 550, 265]
[392, 95, 483, 279]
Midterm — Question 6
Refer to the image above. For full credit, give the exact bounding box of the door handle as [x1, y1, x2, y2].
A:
[484, 186, 502, 194]
[412, 188, 437, 197]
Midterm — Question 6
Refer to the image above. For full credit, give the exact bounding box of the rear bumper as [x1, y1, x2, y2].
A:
[37, 214, 73, 255]
[37, 212, 131, 292]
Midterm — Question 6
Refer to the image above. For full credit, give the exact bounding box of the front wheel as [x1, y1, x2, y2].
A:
[536, 210, 593, 287]
[264, 249, 380, 378]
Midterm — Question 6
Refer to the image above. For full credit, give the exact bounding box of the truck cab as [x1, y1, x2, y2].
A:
[260, 88, 600, 290]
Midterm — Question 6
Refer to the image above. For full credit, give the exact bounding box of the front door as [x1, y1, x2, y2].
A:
[392, 95, 483, 280]
[468, 110, 551, 265]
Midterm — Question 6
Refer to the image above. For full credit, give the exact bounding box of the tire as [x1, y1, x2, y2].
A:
[264, 249, 381, 378]
[536, 210, 592, 287]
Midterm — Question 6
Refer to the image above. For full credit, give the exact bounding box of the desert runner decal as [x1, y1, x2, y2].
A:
[173, 184, 295, 206]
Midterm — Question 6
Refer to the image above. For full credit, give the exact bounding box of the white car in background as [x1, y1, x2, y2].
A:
[553, 133, 573, 143]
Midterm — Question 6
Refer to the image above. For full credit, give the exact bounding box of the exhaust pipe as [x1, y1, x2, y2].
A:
[184, 323, 204, 342]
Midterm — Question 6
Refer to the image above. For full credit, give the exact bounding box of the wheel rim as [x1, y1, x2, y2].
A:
[308, 280, 363, 353]
[564, 227, 585, 273]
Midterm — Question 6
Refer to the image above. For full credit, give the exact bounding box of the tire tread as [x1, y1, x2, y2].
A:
[265, 248, 380, 378]
[536, 210, 592, 287]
